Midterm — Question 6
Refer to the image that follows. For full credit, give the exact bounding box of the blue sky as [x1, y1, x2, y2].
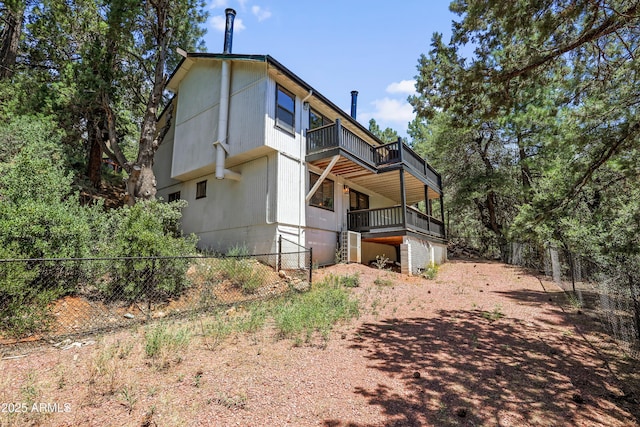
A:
[202, 1, 460, 138]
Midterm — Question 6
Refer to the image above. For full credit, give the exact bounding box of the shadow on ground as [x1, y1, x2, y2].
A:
[325, 309, 638, 427]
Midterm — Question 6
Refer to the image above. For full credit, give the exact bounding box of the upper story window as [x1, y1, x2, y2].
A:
[309, 172, 334, 211]
[276, 85, 295, 134]
[309, 109, 329, 130]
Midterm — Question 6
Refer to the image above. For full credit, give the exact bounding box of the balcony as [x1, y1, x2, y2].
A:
[347, 205, 445, 239]
[306, 120, 442, 190]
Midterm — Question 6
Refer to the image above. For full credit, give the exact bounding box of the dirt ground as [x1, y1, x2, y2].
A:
[1, 259, 638, 426]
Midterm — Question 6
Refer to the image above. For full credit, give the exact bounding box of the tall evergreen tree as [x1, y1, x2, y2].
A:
[0, 0, 25, 79]
[410, 0, 639, 260]
[13, 0, 207, 195]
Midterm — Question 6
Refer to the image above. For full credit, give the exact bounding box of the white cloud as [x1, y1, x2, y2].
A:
[209, 14, 246, 32]
[369, 97, 415, 124]
[251, 5, 272, 21]
[209, 0, 228, 9]
[386, 79, 416, 95]
[209, 0, 250, 11]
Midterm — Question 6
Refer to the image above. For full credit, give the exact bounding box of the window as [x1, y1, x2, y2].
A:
[276, 85, 295, 134]
[309, 172, 334, 211]
[309, 109, 329, 130]
[168, 191, 181, 202]
[349, 189, 369, 211]
[196, 180, 207, 199]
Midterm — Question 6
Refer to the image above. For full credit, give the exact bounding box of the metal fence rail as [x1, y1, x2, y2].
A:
[0, 244, 311, 346]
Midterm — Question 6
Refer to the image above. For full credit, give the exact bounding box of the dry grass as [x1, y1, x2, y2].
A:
[0, 259, 638, 426]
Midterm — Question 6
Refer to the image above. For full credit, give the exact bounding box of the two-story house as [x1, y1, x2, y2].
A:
[154, 9, 447, 274]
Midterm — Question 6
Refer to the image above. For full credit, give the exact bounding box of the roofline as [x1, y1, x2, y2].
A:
[165, 52, 387, 147]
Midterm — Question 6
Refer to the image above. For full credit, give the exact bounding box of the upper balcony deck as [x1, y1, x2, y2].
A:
[305, 120, 442, 193]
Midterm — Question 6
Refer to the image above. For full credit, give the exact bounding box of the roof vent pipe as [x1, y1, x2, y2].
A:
[350, 90, 358, 119]
[223, 8, 236, 54]
[214, 8, 241, 181]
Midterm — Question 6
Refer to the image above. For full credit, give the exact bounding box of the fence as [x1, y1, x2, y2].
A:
[0, 238, 311, 347]
[507, 242, 640, 354]
[448, 235, 640, 354]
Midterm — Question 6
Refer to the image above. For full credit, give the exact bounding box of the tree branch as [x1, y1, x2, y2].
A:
[541, 121, 640, 218]
[499, 3, 638, 82]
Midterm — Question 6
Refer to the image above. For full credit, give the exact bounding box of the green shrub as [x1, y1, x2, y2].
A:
[339, 272, 360, 288]
[95, 200, 198, 300]
[422, 262, 439, 280]
[0, 117, 95, 336]
[0, 246, 49, 337]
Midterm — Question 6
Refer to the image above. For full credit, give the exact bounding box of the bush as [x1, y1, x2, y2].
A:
[422, 262, 439, 280]
[339, 272, 360, 288]
[0, 246, 48, 337]
[0, 117, 95, 336]
[95, 200, 198, 300]
[0, 116, 199, 335]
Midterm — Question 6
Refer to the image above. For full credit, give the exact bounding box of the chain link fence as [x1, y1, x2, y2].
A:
[447, 236, 639, 353]
[0, 236, 311, 348]
[505, 242, 639, 354]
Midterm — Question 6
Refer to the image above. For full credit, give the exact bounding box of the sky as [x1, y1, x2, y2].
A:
[201, 1, 461, 138]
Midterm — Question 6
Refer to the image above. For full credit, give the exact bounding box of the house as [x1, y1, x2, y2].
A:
[154, 9, 447, 274]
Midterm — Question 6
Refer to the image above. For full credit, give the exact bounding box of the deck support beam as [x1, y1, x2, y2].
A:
[305, 155, 339, 202]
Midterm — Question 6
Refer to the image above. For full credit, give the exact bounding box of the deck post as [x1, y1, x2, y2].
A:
[400, 169, 407, 229]
[397, 138, 407, 228]
[335, 119, 342, 147]
[440, 192, 446, 239]
[425, 185, 431, 233]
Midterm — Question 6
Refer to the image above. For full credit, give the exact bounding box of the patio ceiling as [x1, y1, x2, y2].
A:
[309, 154, 441, 205]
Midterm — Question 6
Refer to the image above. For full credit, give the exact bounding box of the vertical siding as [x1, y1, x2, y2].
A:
[179, 155, 271, 243]
[276, 153, 304, 226]
[175, 62, 221, 124]
[172, 62, 221, 178]
[154, 113, 180, 191]
[227, 61, 268, 157]
[171, 60, 268, 180]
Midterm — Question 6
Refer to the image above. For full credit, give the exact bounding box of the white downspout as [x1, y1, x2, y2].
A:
[299, 90, 313, 247]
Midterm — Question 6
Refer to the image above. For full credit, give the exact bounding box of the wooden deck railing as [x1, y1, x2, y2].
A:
[347, 205, 445, 238]
[306, 120, 441, 187]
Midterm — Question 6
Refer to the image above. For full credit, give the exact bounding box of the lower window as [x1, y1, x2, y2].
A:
[309, 172, 334, 211]
[168, 191, 181, 202]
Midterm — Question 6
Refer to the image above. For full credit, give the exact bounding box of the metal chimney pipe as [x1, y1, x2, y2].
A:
[350, 90, 358, 119]
[223, 8, 236, 54]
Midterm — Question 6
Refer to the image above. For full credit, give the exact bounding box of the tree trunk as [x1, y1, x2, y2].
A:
[87, 116, 103, 188]
[124, 0, 171, 205]
[628, 275, 640, 345]
[0, 1, 24, 80]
